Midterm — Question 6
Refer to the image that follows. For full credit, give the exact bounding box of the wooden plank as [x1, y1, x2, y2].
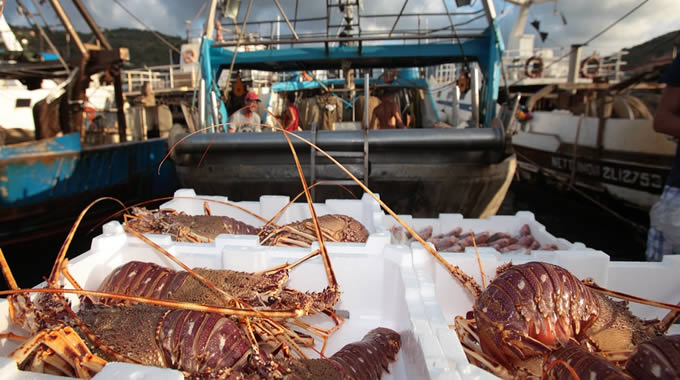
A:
[181, 103, 197, 132]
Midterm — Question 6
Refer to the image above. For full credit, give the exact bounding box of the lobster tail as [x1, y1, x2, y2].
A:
[289, 327, 401, 380]
[544, 344, 632, 380]
[329, 327, 401, 380]
[626, 335, 680, 380]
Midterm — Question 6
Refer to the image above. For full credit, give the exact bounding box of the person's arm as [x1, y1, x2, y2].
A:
[394, 104, 406, 129]
[284, 106, 296, 130]
[227, 115, 236, 133]
[654, 86, 680, 137]
[369, 107, 378, 130]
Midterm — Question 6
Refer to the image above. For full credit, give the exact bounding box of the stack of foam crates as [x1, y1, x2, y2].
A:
[1, 189, 678, 380]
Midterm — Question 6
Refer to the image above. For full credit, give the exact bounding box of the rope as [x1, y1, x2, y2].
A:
[514, 150, 648, 235]
[224, 0, 254, 99]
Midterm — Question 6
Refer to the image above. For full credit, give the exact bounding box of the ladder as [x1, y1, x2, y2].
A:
[309, 122, 369, 200]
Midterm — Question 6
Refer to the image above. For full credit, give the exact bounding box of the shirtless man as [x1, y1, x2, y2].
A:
[369, 92, 406, 129]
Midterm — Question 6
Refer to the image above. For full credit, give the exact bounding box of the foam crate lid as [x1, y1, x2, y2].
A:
[0, 222, 444, 380]
[382, 211, 589, 253]
[410, 246, 680, 379]
[160, 188, 386, 234]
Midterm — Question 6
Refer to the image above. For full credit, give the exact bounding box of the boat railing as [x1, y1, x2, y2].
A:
[503, 47, 627, 84]
[123, 64, 198, 94]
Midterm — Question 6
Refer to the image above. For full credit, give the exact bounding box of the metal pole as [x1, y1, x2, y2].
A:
[48, 0, 88, 58]
[364, 73, 370, 129]
[452, 85, 460, 127]
[213, 32, 486, 47]
[291, 0, 299, 48]
[31, 0, 52, 32]
[389, 0, 409, 37]
[205, 0, 218, 40]
[210, 90, 220, 132]
[224, 0, 254, 97]
[71, 0, 111, 50]
[16, 0, 69, 72]
[471, 66, 480, 128]
[363, 72, 370, 186]
[567, 44, 582, 84]
[480, 0, 498, 25]
[272, 0, 299, 40]
[113, 68, 127, 142]
[199, 79, 206, 131]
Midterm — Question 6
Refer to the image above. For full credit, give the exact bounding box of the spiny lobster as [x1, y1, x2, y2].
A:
[7, 295, 401, 379]
[125, 206, 369, 247]
[543, 335, 680, 379]
[451, 261, 680, 378]
[0, 222, 398, 379]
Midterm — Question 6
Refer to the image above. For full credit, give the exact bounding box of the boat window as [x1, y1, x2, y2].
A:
[15, 99, 31, 108]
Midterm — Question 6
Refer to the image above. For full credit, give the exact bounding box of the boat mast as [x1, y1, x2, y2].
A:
[0, 14, 24, 52]
[480, 0, 504, 127]
[503, 0, 555, 52]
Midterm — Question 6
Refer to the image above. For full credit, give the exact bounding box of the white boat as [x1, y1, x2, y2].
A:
[501, 0, 673, 210]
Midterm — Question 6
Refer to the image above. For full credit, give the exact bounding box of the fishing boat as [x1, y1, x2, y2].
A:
[496, 0, 676, 210]
[169, 0, 516, 218]
[0, 2, 178, 250]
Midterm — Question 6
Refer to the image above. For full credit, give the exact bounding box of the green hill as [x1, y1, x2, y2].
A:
[622, 29, 679, 71]
[5, 25, 184, 67]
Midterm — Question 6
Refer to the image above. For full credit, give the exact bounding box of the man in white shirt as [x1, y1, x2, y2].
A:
[228, 91, 262, 133]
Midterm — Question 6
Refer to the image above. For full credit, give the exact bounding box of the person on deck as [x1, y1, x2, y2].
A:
[370, 91, 406, 129]
[646, 54, 680, 261]
[280, 92, 301, 132]
[228, 91, 262, 133]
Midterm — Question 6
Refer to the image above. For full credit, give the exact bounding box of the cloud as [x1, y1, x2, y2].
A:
[506, 0, 680, 55]
[4, 0, 678, 55]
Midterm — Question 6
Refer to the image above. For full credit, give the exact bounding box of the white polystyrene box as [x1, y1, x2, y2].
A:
[409, 244, 680, 379]
[382, 211, 589, 253]
[0, 220, 449, 380]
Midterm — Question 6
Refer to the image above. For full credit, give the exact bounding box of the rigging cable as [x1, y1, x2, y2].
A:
[441, 0, 470, 70]
[112, 0, 180, 54]
[514, 150, 648, 236]
[508, 0, 651, 88]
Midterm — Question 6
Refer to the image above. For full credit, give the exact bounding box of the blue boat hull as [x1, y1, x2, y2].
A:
[0, 136, 178, 245]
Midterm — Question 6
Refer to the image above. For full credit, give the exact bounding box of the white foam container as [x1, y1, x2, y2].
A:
[382, 211, 589, 253]
[0, 220, 453, 380]
[409, 244, 680, 379]
[159, 188, 387, 239]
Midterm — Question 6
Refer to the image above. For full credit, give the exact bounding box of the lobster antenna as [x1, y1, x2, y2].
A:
[49, 197, 128, 284]
[0, 248, 19, 290]
[260, 106, 338, 291]
[161, 105, 478, 296]
[584, 282, 680, 313]
[261, 181, 358, 233]
[0, 287, 305, 318]
[470, 230, 486, 288]
[246, 111, 484, 297]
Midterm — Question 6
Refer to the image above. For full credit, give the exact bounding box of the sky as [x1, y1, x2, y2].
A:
[3, 0, 679, 56]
